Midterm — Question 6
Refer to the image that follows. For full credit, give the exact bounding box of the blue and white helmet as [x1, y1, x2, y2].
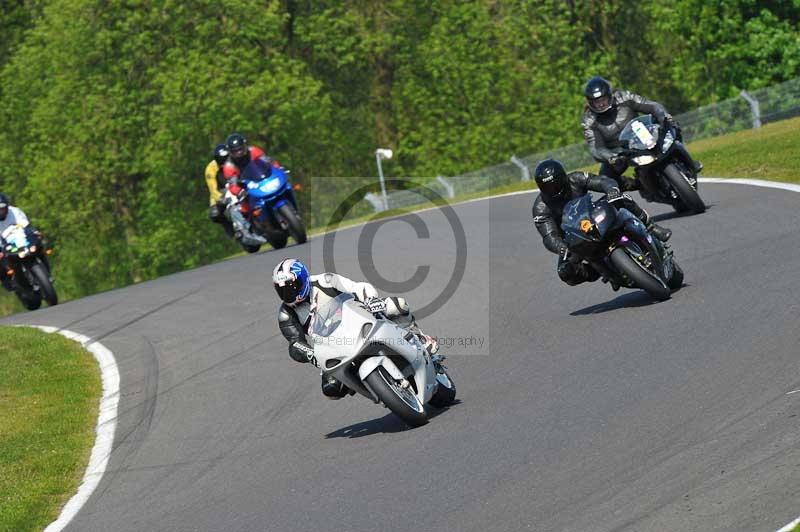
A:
[273, 259, 311, 306]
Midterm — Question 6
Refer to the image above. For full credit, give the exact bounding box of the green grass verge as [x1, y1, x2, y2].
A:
[687, 115, 800, 183]
[0, 326, 101, 532]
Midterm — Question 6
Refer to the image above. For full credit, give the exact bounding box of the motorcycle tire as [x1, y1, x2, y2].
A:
[429, 373, 457, 408]
[241, 243, 261, 254]
[366, 366, 428, 427]
[266, 231, 288, 250]
[16, 289, 42, 311]
[278, 204, 307, 244]
[667, 258, 684, 290]
[663, 163, 705, 214]
[609, 247, 671, 301]
[31, 262, 58, 306]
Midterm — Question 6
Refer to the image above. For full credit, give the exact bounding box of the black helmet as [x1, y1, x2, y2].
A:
[534, 159, 568, 198]
[585, 76, 613, 114]
[0, 193, 9, 221]
[213, 143, 229, 167]
[226, 133, 249, 166]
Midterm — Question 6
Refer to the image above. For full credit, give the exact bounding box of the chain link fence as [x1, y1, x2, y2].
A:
[370, 76, 800, 212]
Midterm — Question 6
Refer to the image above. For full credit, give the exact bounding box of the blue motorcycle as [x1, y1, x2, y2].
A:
[240, 158, 307, 250]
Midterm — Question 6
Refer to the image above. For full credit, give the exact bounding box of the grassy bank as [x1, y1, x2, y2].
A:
[0, 326, 101, 532]
[688, 115, 800, 182]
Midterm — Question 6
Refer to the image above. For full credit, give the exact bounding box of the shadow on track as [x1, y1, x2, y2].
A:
[570, 291, 660, 315]
[325, 401, 461, 439]
[650, 203, 713, 223]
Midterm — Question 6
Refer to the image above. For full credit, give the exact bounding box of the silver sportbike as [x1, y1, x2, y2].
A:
[309, 293, 456, 427]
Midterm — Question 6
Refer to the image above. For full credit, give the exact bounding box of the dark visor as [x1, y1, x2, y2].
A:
[538, 179, 563, 195]
[589, 95, 611, 112]
[276, 278, 302, 303]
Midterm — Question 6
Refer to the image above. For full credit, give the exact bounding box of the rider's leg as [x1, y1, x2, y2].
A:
[617, 196, 672, 242]
[557, 255, 600, 286]
[600, 160, 638, 191]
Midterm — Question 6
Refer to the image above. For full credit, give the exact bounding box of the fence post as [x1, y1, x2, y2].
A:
[510, 155, 531, 181]
[740, 90, 762, 129]
[436, 176, 455, 199]
[363, 192, 386, 213]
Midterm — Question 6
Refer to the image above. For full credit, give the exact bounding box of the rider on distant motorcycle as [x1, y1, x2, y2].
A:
[221, 133, 283, 247]
[532, 159, 672, 288]
[205, 143, 235, 237]
[581, 76, 702, 192]
[273, 258, 439, 399]
[0, 193, 45, 291]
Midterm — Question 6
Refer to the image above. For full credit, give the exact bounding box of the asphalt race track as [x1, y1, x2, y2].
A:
[5, 182, 800, 532]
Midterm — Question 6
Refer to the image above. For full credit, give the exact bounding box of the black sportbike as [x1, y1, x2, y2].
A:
[1, 225, 57, 310]
[619, 114, 706, 214]
[561, 194, 683, 301]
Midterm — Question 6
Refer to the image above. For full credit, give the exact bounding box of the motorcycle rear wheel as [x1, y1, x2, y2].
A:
[16, 289, 42, 311]
[609, 247, 671, 301]
[366, 366, 428, 427]
[429, 373, 456, 408]
[667, 258, 684, 290]
[266, 231, 288, 250]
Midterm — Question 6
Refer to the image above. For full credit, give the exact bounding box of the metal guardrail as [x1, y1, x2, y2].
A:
[368, 77, 800, 212]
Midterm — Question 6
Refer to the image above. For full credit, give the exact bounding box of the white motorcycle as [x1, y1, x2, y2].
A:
[309, 293, 456, 427]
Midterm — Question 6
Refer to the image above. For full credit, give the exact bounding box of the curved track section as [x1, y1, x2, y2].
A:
[4, 182, 800, 532]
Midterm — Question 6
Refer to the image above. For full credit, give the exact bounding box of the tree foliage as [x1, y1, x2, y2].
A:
[0, 0, 797, 306]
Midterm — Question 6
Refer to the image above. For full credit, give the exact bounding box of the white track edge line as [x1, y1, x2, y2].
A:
[23, 325, 120, 532]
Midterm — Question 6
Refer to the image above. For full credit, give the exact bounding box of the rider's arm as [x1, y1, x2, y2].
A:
[573, 171, 619, 195]
[313, 272, 379, 302]
[10, 207, 29, 227]
[620, 90, 668, 124]
[204, 161, 222, 205]
[278, 305, 315, 364]
[582, 115, 616, 162]
[250, 146, 277, 167]
[532, 197, 566, 255]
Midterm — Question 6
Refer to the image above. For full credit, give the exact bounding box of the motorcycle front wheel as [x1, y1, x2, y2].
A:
[366, 366, 428, 427]
[663, 163, 705, 214]
[31, 262, 58, 306]
[609, 247, 671, 301]
[278, 204, 307, 244]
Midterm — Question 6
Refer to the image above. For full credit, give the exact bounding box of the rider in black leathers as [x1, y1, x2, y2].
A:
[581, 76, 702, 191]
[532, 159, 672, 286]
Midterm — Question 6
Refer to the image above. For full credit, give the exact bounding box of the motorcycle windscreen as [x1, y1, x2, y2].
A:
[560, 194, 603, 252]
[2, 225, 29, 250]
[591, 202, 616, 237]
[311, 293, 355, 337]
[619, 114, 659, 150]
[242, 158, 273, 182]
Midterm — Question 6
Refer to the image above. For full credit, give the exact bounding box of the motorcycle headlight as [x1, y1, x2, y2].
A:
[662, 130, 674, 152]
[633, 155, 656, 166]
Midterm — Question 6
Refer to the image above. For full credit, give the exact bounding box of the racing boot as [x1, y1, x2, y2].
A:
[647, 223, 672, 242]
[321, 374, 349, 399]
